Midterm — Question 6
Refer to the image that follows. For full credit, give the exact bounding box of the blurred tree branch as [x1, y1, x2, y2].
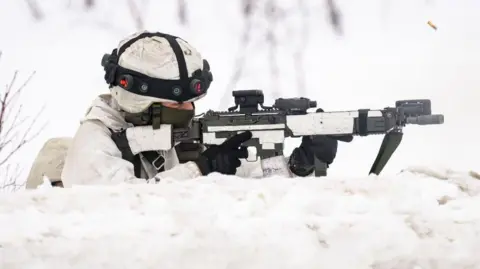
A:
[219, 0, 255, 107]
[24, 0, 44, 21]
[265, 0, 280, 98]
[219, 0, 346, 106]
[177, 0, 188, 25]
[326, 0, 343, 36]
[127, 0, 145, 30]
[294, 0, 309, 97]
[0, 51, 46, 192]
[85, 0, 94, 9]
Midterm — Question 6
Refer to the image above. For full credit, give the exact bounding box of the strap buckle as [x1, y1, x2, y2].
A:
[152, 152, 165, 171]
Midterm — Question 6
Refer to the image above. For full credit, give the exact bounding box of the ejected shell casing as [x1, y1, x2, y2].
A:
[427, 21, 437, 30]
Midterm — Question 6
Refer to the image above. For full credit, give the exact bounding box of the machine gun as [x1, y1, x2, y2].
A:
[173, 89, 444, 176]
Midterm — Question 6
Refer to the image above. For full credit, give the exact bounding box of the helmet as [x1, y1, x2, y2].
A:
[101, 31, 213, 114]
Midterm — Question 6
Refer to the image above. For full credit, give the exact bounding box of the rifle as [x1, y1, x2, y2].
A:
[173, 89, 444, 176]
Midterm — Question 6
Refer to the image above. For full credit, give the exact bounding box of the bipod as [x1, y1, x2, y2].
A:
[369, 129, 403, 175]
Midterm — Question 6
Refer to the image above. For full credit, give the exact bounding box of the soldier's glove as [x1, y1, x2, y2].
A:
[288, 108, 353, 177]
[194, 131, 252, 175]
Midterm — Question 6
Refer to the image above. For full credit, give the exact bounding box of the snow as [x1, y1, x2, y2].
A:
[1, 173, 480, 268]
[0, 0, 480, 267]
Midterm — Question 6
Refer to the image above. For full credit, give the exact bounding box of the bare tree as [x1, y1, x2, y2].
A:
[0, 51, 46, 192]
[1, 164, 25, 192]
[24, 0, 44, 21]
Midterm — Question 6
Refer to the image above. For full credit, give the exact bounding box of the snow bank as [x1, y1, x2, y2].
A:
[1, 173, 480, 269]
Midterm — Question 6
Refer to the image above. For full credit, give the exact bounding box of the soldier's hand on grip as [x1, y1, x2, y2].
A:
[194, 131, 252, 175]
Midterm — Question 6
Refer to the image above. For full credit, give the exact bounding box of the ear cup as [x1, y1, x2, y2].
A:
[101, 54, 111, 68]
[102, 49, 120, 85]
[200, 59, 213, 90]
[203, 59, 210, 71]
[189, 66, 211, 95]
[203, 59, 213, 82]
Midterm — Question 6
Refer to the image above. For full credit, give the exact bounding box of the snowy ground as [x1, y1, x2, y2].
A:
[1, 171, 480, 269]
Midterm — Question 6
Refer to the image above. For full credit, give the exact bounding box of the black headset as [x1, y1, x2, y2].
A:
[101, 32, 213, 103]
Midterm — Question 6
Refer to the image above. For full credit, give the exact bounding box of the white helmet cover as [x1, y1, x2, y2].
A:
[102, 31, 212, 113]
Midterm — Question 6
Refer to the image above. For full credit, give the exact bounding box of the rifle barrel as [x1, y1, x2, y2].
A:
[406, 114, 444, 125]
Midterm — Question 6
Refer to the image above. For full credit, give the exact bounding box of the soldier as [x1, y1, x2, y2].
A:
[27, 30, 349, 188]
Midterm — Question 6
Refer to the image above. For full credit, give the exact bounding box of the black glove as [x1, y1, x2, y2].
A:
[288, 108, 353, 177]
[194, 131, 252, 175]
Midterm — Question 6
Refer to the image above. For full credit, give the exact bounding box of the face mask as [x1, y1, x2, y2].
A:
[124, 104, 195, 129]
[159, 106, 195, 128]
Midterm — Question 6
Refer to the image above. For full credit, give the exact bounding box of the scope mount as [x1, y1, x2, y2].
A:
[228, 89, 270, 113]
